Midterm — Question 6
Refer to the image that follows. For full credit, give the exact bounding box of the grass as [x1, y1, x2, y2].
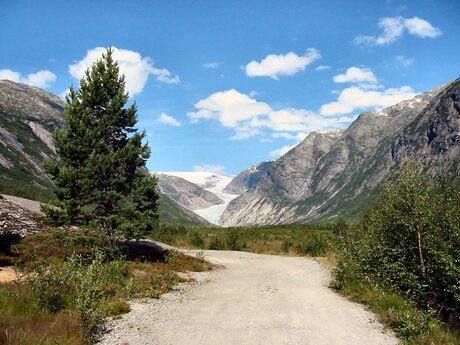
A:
[334, 278, 460, 345]
[0, 230, 212, 345]
[151, 223, 337, 257]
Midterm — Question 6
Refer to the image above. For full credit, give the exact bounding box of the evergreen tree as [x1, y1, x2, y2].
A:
[44, 48, 158, 239]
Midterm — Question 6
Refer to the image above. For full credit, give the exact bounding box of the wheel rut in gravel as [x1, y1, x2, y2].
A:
[99, 250, 399, 345]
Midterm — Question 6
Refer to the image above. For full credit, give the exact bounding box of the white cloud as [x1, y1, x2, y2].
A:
[69, 47, 180, 97]
[395, 55, 414, 67]
[315, 65, 331, 71]
[193, 164, 225, 175]
[158, 113, 181, 126]
[270, 145, 296, 158]
[404, 17, 442, 38]
[355, 16, 441, 46]
[245, 48, 321, 79]
[333, 67, 377, 84]
[0, 69, 56, 88]
[202, 62, 220, 69]
[188, 89, 271, 128]
[271, 132, 308, 141]
[189, 89, 352, 141]
[249, 90, 259, 97]
[320, 86, 416, 116]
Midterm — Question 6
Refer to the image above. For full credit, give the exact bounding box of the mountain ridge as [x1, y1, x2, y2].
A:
[220, 78, 460, 226]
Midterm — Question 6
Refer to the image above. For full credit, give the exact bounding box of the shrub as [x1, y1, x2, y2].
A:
[190, 231, 205, 248]
[336, 164, 460, 323]
[226, 230, 241, 251]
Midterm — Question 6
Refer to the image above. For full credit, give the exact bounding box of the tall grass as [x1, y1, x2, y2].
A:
[0, 231, 212, 345]
[152, 223, 337, 257]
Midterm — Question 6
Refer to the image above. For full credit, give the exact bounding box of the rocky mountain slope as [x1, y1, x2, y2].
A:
[158, 171, 238, 225]
[0, 80, 64, 201]
[223, 161, 273, 194]
[157, 174, 224, 210]
[220, 78, 460, 226]
[0, 80, 209, 226]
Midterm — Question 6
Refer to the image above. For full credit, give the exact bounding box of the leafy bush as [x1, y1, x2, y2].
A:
[296, 232, 330, 256]
[226, 230, 241, 251]
[336, 164, 460, 324]
[29, 251, 121, 344]
[190, 231, 205, 248]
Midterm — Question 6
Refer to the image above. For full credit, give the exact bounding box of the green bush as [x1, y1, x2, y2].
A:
[226, 230, 241, 251]
[190, 231, 205, 248]
[336, 164, 460, 322]
[296, 232, 330, 256]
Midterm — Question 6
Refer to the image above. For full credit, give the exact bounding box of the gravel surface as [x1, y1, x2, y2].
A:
[99, 250, 399, 345]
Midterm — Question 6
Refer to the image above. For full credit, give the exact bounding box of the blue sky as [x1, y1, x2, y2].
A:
[1, 0, 459, 175]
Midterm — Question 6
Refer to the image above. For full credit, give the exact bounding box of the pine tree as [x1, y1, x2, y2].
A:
[44, 48, 158, 239]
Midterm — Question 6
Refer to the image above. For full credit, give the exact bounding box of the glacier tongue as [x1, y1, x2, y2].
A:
[194, 191, 239, 225]
[157, 171, 239, 225]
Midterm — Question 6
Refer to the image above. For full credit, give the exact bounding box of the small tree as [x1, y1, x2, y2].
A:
[44, 48, 158, 239]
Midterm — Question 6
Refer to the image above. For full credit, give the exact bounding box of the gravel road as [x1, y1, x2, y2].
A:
[99, 250, 399, 345]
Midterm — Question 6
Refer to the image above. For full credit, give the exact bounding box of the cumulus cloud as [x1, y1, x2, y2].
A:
[320, 86, 416, 116]
[69, 47, 180, 97]
[189, 89, 352, 141]
[0, 69, 56, 88]
[333, 67, 377, 84]
[245, 48, 321, 79]
[355, 16, 442, 46]
[188, 89, 271, 128]
[202, 62, 220, 69]
[315, 65, 331, 71]
[193, 164, 225, 175]
[270, 145, 296, 158]
[158, 113, 181, 126]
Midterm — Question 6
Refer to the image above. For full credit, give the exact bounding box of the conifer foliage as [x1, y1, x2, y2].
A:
[44, 48, 158, 239]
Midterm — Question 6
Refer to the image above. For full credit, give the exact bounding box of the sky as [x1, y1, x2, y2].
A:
[1, 0, 459, 175]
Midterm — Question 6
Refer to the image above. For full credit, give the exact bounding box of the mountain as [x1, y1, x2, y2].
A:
[0, 80, 64, 201]
[159, 171, 239, 225]
[223, 161, 273, 194]
[159, 171, 233, 193]
[0, 80, 209, 226]
[220, 78, 460, 227]
[158, 193, 212, 226]
[156, 173, 224, 210]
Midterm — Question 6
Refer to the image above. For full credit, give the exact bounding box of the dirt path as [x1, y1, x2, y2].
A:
[99, 250, 399, 345]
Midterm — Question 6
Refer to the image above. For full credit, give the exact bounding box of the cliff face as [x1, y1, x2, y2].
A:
[223, 161, 273, 195]
[220, 79, 459, 226]
[0, 80, 65, 201]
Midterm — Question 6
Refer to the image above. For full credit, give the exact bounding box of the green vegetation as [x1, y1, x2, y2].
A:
[43, 48, 158, 239]
[152, 223, 336, 257]
[0, 111, 57, 202]
[334, 164, 460, 344]
[0, 231, 212, 345]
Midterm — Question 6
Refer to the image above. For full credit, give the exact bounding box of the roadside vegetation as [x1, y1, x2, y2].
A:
[152, 223, 337, 257]
[0, 231, 211, 345]
[334, 165, 460, 344]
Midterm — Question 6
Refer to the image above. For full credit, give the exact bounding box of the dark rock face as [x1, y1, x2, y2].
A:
[223, 161, 273, 195]
[221, 78, 460, 226]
